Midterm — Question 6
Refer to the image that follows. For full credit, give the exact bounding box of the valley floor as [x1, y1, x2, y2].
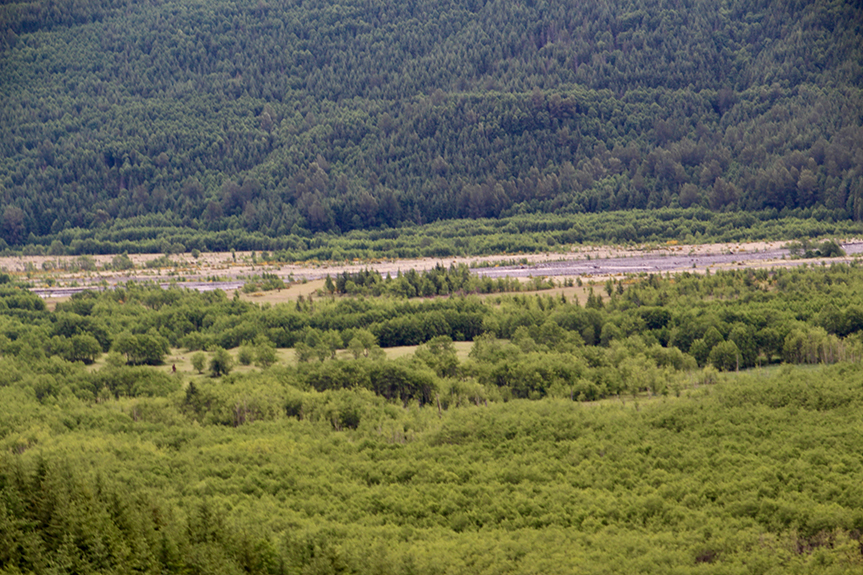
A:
[8, 239, 863, 302]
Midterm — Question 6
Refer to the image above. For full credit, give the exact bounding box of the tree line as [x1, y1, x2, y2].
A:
[4, 207, 863, 259]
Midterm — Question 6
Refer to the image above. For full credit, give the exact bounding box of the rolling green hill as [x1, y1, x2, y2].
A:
[1, 0, 862, 249]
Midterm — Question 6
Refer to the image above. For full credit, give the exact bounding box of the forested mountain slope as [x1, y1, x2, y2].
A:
[1, 0, 862, 247]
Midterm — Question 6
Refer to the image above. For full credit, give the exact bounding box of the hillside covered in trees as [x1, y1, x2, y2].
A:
[1, 0, 862, 250]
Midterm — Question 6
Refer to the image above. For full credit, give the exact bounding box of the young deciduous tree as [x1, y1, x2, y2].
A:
[254, 336, 278, 369]
[191, 351, 206, 374]
[237, 343, 255, 366]
[415, 335, 459, 378]
[112, 331, 169, 365]
[69, 334, 102, 364]
[209, 347, 233, 377]
[709, 340, 740, 371]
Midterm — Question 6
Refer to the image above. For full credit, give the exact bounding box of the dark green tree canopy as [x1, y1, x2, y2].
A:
[0, 0, 861, 247]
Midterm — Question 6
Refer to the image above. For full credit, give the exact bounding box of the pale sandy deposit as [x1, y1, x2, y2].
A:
[6, 239, 863, 299]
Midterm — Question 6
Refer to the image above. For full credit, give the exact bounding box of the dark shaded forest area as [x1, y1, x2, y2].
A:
[1, 0, 862, 250]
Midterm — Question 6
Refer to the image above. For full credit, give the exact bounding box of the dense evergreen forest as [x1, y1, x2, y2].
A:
[2, 0, 862, 251]
[3, 265, 863, 572]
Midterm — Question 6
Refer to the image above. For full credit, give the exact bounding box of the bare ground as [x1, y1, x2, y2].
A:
[9, 239, 863, 301]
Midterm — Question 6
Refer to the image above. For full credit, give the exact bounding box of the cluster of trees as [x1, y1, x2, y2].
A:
[1, 0, 862, 248]
[324, 264, 548, 297]
[787, 238, 845, 259]
[240, 273, 286, 293]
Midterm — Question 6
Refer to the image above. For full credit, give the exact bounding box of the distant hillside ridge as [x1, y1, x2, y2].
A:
[1, 0, 861, 247]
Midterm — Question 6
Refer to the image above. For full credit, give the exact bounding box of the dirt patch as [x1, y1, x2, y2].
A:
[11, 239, 863, 299]
[233, 279, 326, 304]
[476, 240, 863, 282]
